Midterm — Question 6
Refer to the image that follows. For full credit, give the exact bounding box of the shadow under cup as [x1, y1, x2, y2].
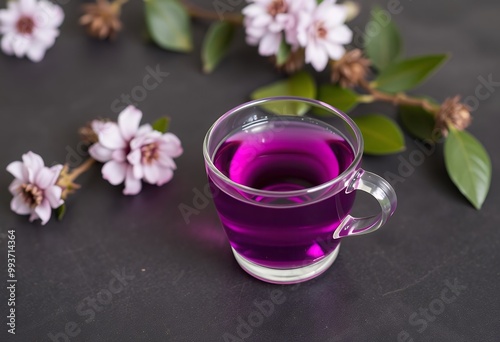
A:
[203, 97, 397, 284]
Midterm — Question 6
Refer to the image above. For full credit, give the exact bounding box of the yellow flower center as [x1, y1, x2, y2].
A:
[21, 183, 43, 208]
[141, 143, 159, 164]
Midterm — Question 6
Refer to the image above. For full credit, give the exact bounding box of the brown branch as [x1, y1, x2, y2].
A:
[66, 158, 96, 182]
[57, 158, 96, 199]
[182, 1, 243, 25]
[359, 79, 440, 115]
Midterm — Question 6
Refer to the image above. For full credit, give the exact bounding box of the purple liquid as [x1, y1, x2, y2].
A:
[210, 119, 356, 268]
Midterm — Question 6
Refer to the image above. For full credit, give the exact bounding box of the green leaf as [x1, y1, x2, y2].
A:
[364, 6, 402, 71]
[399, 105, 436, 140]
[276, 40, 291, 66]
[202, 21, 235, 73]
[56, 204, 66, 221]
[250, 71, 316, 115]
[314, 84, 359, 115]
[152, 117, 170, 133]
[353, 114, 406, 155]
[373, 55, 449, 93]
[444, 129, 491, 209]
[145, 0, 192, 52]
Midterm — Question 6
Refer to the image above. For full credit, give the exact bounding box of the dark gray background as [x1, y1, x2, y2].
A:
[1, 0, 499, 341]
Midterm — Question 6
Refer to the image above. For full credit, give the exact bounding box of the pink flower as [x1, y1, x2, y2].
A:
[127, 130, 182, 189]
[89, 106, 183, 195]
[298, 0, 352, 71]
[6, 151, 63, 225]
[243, 0, 315, 56]
[0, 0, 64, 62]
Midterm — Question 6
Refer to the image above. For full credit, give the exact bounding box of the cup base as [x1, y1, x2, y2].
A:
[232, 244, 341, 284]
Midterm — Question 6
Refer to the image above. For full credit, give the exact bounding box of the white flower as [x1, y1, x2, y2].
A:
[243, 0, 315, 56]
[89, 106, 183, 195]
[0, 0, 64, 62]
[7, 151, 63, 225]
[298, 0, 352, 71]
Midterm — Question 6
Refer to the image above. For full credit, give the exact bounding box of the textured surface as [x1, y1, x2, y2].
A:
[0, 0, 499, 341]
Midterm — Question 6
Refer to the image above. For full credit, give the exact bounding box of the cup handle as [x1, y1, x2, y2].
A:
[333, 169, 397, 239]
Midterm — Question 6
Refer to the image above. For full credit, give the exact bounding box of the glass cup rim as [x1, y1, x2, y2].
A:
[203, 96, 364, 197]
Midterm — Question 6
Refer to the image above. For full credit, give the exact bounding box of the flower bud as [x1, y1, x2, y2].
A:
[436, 96, 472, 135]
[331, 49, 370, 88]
[79, 0, 123, 40]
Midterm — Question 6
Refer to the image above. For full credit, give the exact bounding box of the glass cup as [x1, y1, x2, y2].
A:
[203, 97, 397, 284]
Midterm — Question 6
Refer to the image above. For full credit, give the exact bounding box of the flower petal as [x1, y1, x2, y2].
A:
[136, 123, 152, 137]
[326, 25, 353, 45]
[111, 149, 126, 163]
[37, 0, 64, 27]
[156, 167, 173, 186]
[159, 133, 183, 158]
[118, 105, 142, 141]
[306, 40, 329, 71]
[22, 151, 44, 171]
[12, 35, 30, 57]
[29, 211, 39, 223]
[123, 166, 142, 195]
[143, 164, 160, 184]
[22, 151, 44, 182]
[0, 9, 17, 26]
[157, 155, 176, 169]
[33, 26, 58, 44]
[133, 163, 143, 179]
[101, 160, 127, 185]
[8, 179, 23, 196]
[89, 143, 113, 163]
[127, 149, 141, 165]
[35, 167, 55, 189]
[98, 123, 126, 150]
[242, 4, 266, 16]
[0, 33, 15, 55]
[252, 13, 272, 27]
[35, 199, 52, 225]
[19, 0, 37, 13]
[91, 120, 107, 134]
[26, 41, 47, 62]
[316, 2, 347, 26]
[45, 185, 63, 208]
[258, 33, 281, 56]
[323, 41, 345, 61]
[6, 161, 29, 182]
[49, 165, 63, 185]
[11, 193, 31, 215]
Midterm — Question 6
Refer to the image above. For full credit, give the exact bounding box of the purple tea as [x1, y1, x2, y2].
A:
[210, 118, 356, 268]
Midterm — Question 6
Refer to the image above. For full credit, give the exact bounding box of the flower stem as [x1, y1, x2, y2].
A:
[66, 158, 96, 183]
[359, 80, 440, 115]
[57, 158, 96, 199]
[182, 1, 243, 25]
